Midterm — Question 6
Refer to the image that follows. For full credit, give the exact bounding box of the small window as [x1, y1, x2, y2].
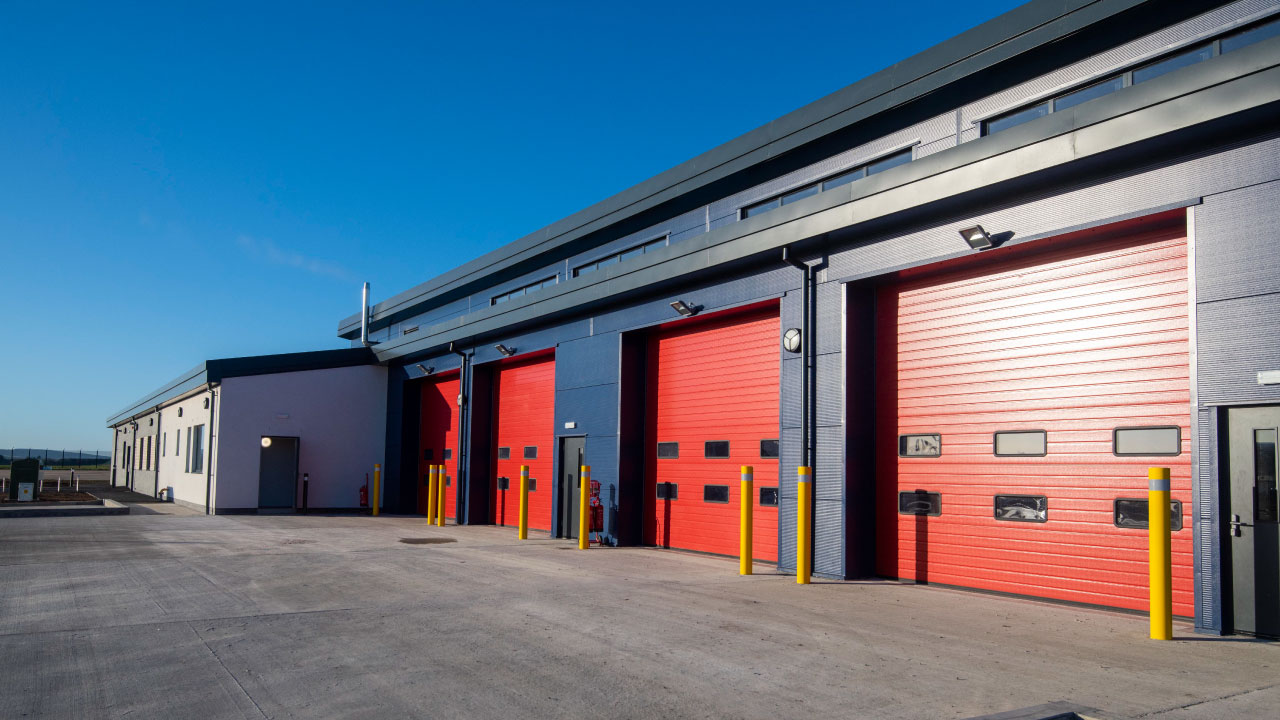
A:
[759, 487, 779, 507]
[1132, 43, 1212, 84]
[760, 439, 779, 458]
[402, 325, 419, 336]
[620, 246, 644, 262]
[523, 446, 537, 459]
[423, 448, 434, 461]
[656, 442, 679, 459]
[162, 432, 166, 457]
[865, 148, 912, 176]
[497, 447, 511, 459]
[1114, 498, 1183, 531]
[983, 102, 1049, 135]
[190, 425, 205, 474]
[443, 448, 452, 460]
[1053, 76, 1124, 112]
[703, 485, 730, 503]
[994, 495, 1047, 523]
[821, 168, 863, 191]
[445, 475, 452, 487]
[492, 294, 508, 305]
[899, 491, 941, 516]
[598, 255, 619, 269]
[656, 482, 678, 500]
[741, 197, 780, 219]
[1255, 428, 1277, 524]
[704, 441, 729, 459]
[898, 434, 941, 457]
[1113, 426, 1181, 456]
[994, 430, 1047, 457]
[1222, 17, 1280, 53]
[576, 263, 598, 276]
[497, 477, 510, 491]
[780, 184, 819, 205]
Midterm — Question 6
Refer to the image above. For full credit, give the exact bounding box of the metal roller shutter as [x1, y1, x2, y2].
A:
[490, 353, 556, 530]
[419, 373, 460, 519]
[875, 213, 1193, 614]
[645, 305, 780, 561]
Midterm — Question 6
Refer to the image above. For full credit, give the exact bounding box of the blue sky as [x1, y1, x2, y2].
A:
[0, 0, 1025, 450]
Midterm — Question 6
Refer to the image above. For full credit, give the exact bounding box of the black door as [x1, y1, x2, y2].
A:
[559, 437, 585, 539]
[1228, 405, 1280, 636]
[258, 436, 299, 510]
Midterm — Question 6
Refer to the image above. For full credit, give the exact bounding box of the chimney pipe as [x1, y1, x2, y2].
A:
[360, 282, 371, 346]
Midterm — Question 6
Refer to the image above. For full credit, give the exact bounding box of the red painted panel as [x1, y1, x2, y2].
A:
[645, 306, 780, 561]
[875, 218, 1194, 615]
[418, 373, 460, 519]
[490, 354, 556, 530]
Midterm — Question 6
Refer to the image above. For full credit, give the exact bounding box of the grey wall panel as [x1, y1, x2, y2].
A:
[815, 280, 844, 356]
[815, 498, 844, 577]
[465, 320, 590, 367]
[1197, 293, 1280, 405]
[782, 356, 802, 430]
[554, 385, 619, 439]
[591, 265, 793, 336]
[827, 133, 1280, 283]
[1195, 179, 1280, 304]
[1194, 406, 1222, 633]
[815, 426, 844, 502]
[916, 133, 958, 159]
[780, 427, 802, 498]
[779, 490, 797, 571]
[555, 334, 620, 391]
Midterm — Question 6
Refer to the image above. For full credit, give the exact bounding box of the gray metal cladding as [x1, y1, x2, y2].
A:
[826, 133, 1280, 284]
[590, 265, 793, 336]
[814, 498, 844, 577]
[1195, 180, 1280, 304]
[1196, 294, 1280, 405]
[815, 281, 844, 356]
[959, 0, 1275, 128]
[1194, 407, 1221, 632]
[582, 434, 620, 541]
[554, 334, 620, 390]
[555, 385, 619, 438]
[815, 426, 844, 502]
[779, 491, 797, 571]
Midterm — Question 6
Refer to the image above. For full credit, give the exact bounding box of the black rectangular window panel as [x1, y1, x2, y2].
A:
[1114, 498, 1183, 531]
[1256, 428, 1278, 524]
[445, 475, 451, 487]
[994, 494, 1047, 523]
[1132, 43, 1212, 85]
[443, 448, 452, 460]
[1052, 76, 1124, 112]
[760, 439, 779, 458]
[821, 167, 863, 191]
[496, 477, 509, 491]
[703, 485, 730, 503]
[759, 487, 779, 507]
[865, 148, 912, 176]
[780, 184, 819, 205]
[704, 441, 729, 459]
[497, 447, 511, 459]
[423, 448, 434, 461]
[994, 430, 1047, 457]
[898, 491, 941, 516]
[983, 102, 1048, 135]
[656, 482, 678, 500]
[523, 446, 537, 459]
[656, 442, 679, 459]
[898, 434, 941, 457]
[1113, 426, 1181, 456]
[1222, 17, 1280, 53]
[527, 478, 536, 492]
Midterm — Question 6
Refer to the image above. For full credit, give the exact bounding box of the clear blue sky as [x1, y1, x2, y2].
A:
[0, 0, 1025, 450]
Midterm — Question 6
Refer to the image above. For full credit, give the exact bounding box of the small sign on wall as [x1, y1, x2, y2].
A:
[1258, 370, 1280, 386]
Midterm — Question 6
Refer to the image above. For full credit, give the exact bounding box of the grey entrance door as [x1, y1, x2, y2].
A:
[259, 436, 299, 510]
[559, 437, 585, 539]
[1228, 405, 1280, 636]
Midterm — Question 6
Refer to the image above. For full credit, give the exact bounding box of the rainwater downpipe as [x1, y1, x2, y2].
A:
[360, 282, 371, 346]
[450, 342, 471, 523]
[782, 247, 814, 470]
[204, 384, 218, 515]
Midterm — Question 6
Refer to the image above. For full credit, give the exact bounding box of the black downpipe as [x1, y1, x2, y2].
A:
[204, 385, 217, 515]
[450, 342, 471, 523]
[782, 247, 814, 470]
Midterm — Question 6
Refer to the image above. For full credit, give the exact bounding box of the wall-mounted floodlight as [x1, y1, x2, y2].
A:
[959, 225, 993, 250]
[415, 363, 434, 376]
[494, 344, 516, 357]
[261, 437, 272, 448]
[670, 300, 699, 317]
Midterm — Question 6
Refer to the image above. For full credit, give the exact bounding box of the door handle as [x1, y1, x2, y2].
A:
[1230, 514, 1252, 536]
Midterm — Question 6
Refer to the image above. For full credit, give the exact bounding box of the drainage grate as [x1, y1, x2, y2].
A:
[399, 538, 456, 545]
[281, 539, 314, 545]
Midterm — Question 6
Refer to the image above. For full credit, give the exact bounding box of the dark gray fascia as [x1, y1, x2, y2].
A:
[340, 0, 1225, 337]
[370, 37, 1280, 364]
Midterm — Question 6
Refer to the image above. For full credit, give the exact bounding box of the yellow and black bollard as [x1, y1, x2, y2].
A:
[740, 466, 754, 575]
[796, 466, 812, 584]
[518, 465, 530, 540]
[436, 465, 445, 527]
[1149, 466, 1172, 640]
[372, 464, 382, 517]
[426, 465, 438, 524]
[578, 465, 591, 549]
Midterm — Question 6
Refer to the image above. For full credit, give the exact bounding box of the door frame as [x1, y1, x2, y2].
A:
[258, 435, 300, 510]
[1224, 404, 1280, 637]
[557, 435, 587, 539]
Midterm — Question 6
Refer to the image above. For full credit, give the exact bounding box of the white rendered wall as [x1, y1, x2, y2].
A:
[215, 365, 387, 511]
[155, 389, 217, 511]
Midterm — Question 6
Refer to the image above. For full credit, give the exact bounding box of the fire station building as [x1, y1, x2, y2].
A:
[109, 0, 1280, 637]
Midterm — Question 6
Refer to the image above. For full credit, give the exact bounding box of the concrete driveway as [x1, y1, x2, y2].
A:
[0, 511, 1275, 719]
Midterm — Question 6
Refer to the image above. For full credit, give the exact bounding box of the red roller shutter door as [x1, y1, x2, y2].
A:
[645, 306, 780, 561]
[490, 354, 556, 530]
[419, 374, 460, 519]
[875, 215, 1192, 614]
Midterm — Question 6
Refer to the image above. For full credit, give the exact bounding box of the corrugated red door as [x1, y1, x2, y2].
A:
[875, 213, 1192, 614]
[419, 373, 459, 519]
[645, 305, 780, 560]
[490, 353, 556, 530]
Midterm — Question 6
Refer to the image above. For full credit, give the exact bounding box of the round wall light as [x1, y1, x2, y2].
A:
[783, 328, 803, 353]
[261, 437, 272, 448]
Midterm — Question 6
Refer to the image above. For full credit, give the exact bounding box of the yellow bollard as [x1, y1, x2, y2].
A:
[436, 465, 445, 527]
[578, 465, 591, 549]
[372, 464, 381, 517]
[1149, 466, 1172, 640]
[426, 465, 438, 523]
[740, 466, 754, 575]
[796, 466, 812, 584]
[518, 465, 530, 540]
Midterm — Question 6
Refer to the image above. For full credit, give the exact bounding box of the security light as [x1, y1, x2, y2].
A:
[670, 300, 699, 317]
[959, 225, 993, 250]
[415, 363, 433, 375]
[261, 437, 272, 448]
[494, 344, 516, 357]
